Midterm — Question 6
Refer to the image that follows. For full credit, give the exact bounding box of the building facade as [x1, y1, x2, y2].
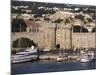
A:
[11, 11, 96, 50]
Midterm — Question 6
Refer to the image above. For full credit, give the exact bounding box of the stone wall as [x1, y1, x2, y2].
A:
[72, 33, 96, 48]
[11, 32, 45, 49]
[11, 32, 96, 49]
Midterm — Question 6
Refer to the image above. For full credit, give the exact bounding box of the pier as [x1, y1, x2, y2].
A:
[39, 54, 80, 60]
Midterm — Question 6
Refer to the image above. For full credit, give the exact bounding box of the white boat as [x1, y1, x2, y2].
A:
[56, 56, 66, 62]
[12, 24, 39, 63]
[56, 49, 67, 62]
[11, 48, 38, 64]
[80, 51, 95, 63]
[80, 53, 90, 63]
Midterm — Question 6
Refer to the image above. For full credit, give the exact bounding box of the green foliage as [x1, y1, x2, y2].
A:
[54, 19, 63, 23]
[44, 17, 50, 21]
[64, 18, 70, 24]
[75, 14, 85, 21]
[48, 10, 56, 14]
[86, 18, 93, 22]
[34, 14, 42, 18]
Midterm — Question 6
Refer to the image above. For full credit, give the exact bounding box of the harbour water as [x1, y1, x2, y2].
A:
[11, 60, 96, 74]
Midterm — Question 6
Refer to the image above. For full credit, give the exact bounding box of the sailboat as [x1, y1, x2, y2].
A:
[56, 49, 67, 62]
[56, 50, 63, 62]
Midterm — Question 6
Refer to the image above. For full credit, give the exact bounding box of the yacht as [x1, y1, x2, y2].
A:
[11, 48, 38, 64]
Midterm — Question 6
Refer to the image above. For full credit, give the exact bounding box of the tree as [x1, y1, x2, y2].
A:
[49, 10, 56, 14]
[44, 17, 50, 22]
[75, 14, 85, 21]
[64, 18, 70, 25]
[53, 18, 63, 23]
[34, 14, 42, 18]
[86, 18, 93, 23]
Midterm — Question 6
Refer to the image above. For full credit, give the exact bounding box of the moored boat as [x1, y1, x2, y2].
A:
[56, 56, 65, 62]
[79, 51, 95, 63]
[80, 53, 90, 63]
[11, 47, 38, 64]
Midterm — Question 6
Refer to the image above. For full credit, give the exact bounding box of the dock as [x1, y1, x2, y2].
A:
[39, 54, 80, 60]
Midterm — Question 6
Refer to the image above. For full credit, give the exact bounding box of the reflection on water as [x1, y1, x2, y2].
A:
[11, 60, 96, 74]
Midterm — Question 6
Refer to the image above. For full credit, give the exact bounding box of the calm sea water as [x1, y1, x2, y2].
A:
[11, 60, 96, 74]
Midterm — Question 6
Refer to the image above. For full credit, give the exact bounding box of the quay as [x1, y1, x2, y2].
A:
[39, 54, 80, 60]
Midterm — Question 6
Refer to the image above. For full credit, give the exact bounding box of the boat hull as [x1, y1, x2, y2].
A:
[56, 57, 67, 62]
[11, 55, 38, 64]
[80, 58, 90, 63]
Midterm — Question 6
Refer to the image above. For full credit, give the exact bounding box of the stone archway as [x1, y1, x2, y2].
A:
[56, 44, 60, 49]
[12, 37, 38, 48]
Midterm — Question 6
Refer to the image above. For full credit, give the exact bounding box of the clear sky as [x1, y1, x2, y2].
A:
[12, 0, 96, 5]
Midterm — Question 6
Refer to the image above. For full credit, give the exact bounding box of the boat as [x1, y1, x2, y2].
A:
[11, 47, 39, 64]
[79, 51, 95, 63]
[77, 22, 95, 63]
[56, 49, 67, 62]
[11, 24, 39, 63]
[80, 53, 90, 63]
[87, 51, 96, 62]
[56, 56, 66, 62]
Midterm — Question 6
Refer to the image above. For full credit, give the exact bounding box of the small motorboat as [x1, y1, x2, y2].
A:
[11, 48, 38, 64]
[56, 56, 64, 62]
[80, 51, 95, 63]
[80, 54, 90, 63]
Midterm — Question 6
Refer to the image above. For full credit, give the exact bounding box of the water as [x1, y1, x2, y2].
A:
[11, 60, 96, 74]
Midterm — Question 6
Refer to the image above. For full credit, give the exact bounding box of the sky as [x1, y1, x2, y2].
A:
[12, 0, 96, 5]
